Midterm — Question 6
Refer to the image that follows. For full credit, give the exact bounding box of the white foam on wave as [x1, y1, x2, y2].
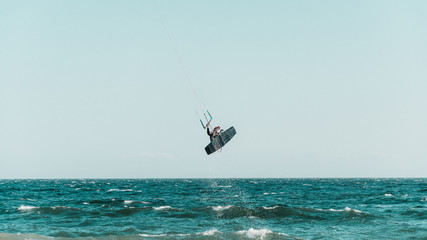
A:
[18, 205, 39, 211]
[212, 205, 232, 211]
[237, 228, 293, 239]
[107, 189, 133, 192]
[124, 200, 150, 204]
[344, 207, 363, 213]
[237, 228, 272, 239]
[153, 206, 173, 211]
[385, 193, 393, 197]
[139, 233, 167, 237]
[201, 229, 222, 236]
[326, 207, 363, 214]
[262, 206, 278, 210]
[139, 233, 191, 237]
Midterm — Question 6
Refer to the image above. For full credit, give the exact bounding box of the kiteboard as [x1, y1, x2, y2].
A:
[205, 126, 236, 155]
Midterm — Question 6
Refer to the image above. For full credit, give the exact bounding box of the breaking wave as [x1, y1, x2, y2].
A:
[15, 203, 371, 221]
[0, 227, 297, 240]
[18, 205, 82, 215]
[2, 178, 425, 239]
[205, 205, 371, 220]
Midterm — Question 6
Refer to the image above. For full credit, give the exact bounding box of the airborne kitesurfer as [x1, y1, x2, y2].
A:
[206, 120, 221, 140]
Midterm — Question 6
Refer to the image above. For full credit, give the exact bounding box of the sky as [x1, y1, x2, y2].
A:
[1, 0, 426, 178]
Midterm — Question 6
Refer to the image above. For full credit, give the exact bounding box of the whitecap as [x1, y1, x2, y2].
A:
[153, 206, 173, 211]
[139, 233, 167, 237]
[201, 229, 221, 236]
[262, 206, 278, 210]
[237, 228, 272, 239]
[344, 207, 363, 213]
[212, 205, 232, 211]
[385, 193, 393, 197]
[18, 205, 39, 211]
[124, 200, 134, 204]
[107, 189, 133, 192]
[325, 207, 364, 214]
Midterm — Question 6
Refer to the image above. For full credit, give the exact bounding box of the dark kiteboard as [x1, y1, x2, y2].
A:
[205, 126, 236, 155]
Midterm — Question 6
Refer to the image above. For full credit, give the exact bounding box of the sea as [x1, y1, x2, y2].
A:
[0, 178, 425, 240]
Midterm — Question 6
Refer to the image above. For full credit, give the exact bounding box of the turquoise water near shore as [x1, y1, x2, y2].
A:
[0, 178, 426, 239]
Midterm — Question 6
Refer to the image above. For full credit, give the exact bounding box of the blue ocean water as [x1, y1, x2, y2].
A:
[0, 179, 426, 239]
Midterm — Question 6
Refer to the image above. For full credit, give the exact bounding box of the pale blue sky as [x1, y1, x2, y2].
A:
[1, 1, 426, 178]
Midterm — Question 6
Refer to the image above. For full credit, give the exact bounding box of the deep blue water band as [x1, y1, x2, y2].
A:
[1, 178, 426, 239]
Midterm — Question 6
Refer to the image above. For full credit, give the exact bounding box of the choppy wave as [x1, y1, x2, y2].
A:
[201, 229, 221, 236]
[124, 200, 150, 205]
[212, 205, 233, 211]
[2, 178, 426, 239]
[318, 207, 365, 214]
[153, 206, 174, 211]
[18, 205, 39, 211]
[237, 228, 273, 238]
[17, 205, 81, 214]
[107, 189, 134, 192]
[205, 205, 370, 220]
[15, 203, 372, 220]
[0, 227, 297, 240]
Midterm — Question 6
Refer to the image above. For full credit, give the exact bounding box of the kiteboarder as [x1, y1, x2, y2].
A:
[206, 120, 221, 140]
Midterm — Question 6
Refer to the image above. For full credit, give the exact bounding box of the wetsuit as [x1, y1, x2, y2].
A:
[207, 128, 214, 140]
